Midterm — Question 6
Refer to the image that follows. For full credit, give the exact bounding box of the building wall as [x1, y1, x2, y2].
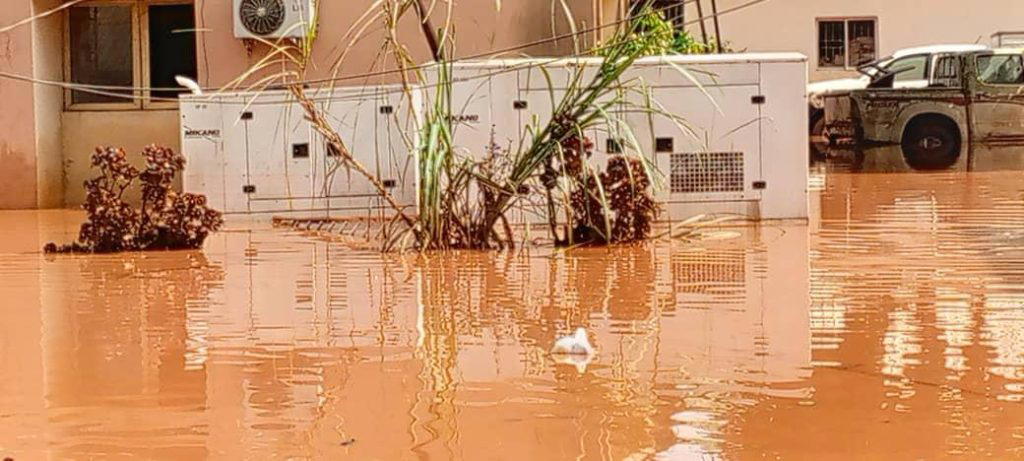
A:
[61, 111, 182, 206]
[702, 0, 1024, 82]
[0, 2, 39, 209]
[601, 0, 1024, 81]
[196, 0, 593, 88]
[1, 0, 594, 209]
[32, 0, 65, 209]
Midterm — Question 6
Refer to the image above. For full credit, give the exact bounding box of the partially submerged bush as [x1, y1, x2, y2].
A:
[270, 0, 669, 252]
[543, 123, 658, 246]
[401, 4, 668, 251]
[575, 156, 658, 244]
[45, 145, 223, 254]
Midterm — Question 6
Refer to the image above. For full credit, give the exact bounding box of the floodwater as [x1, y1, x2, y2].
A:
[4, 164, 1024, 460]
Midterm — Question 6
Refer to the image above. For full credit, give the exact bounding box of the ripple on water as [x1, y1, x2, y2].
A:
[2, 171, 1024, 458]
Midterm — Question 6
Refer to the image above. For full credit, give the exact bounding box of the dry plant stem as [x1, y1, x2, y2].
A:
[412, 0, 443, 60]
[289, 84, 416, 230]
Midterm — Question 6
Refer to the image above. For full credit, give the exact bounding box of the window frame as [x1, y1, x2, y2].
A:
[64, 0, 195, 112]
[815, 16, 879, 70]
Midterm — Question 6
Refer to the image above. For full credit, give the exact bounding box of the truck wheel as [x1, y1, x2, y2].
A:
[901, 116, 961, 170]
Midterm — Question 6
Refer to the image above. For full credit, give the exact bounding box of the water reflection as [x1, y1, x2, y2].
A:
[803, 170, 1024, 459]
[0, 213, 810, 460]
[813, 141, 1024, 173]
[4, 165, 1024, 459]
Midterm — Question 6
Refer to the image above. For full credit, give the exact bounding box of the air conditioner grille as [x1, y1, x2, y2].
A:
[670, 152, 745, 194]
[239, 0, 286, 36]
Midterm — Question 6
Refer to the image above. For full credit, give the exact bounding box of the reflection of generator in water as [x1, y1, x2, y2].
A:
[427, 53, 809, 221]
[179, 88, 420, 215]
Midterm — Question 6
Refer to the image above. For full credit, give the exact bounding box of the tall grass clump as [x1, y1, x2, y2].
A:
[406, 3, 670, 250]
[225, 0, 681, 251]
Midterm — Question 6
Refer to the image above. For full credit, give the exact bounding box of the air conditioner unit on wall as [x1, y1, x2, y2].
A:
[233, 0, 312, 39]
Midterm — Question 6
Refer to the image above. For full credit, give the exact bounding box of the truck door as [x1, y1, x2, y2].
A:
[852, 54, 970, 145]
[970, 53, 1024, 141]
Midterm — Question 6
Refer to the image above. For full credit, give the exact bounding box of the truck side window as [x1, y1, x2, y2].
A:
[885, 55, 929, 83]
[977, 55, 1024, 84]
[933, 56, 961, 88]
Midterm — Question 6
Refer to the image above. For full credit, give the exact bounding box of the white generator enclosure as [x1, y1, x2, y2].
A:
[428, 53, 809, 221]
[179, 87, 419, 216]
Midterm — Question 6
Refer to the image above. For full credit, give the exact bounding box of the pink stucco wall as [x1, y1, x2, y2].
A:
[0, 2, 39, 209]
[196, 0, 593, 87]
[0, 0, 595, 209]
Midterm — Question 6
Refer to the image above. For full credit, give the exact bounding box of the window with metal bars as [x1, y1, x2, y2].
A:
[817, 18, 877, 68]
[847, 20, 876, 66]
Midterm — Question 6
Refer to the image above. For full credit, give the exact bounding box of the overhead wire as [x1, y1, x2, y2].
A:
[0, 0, 690, 94]
[268, 0, 774, 104]
[0, 0, 87, 34]
[0, 0, 771, 101]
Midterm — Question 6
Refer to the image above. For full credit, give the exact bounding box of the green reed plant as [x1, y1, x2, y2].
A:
[405, 1, 669, 250]
[225, 0, 682, 251]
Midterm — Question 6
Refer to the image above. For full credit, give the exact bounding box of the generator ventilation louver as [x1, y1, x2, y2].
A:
[233, 0, 310, 39]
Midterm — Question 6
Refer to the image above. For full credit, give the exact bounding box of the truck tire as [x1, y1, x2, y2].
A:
[901, 115, 961, 170]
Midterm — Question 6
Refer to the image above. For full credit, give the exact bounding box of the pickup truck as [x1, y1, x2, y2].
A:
[822, 48, 1024, 168]
[808, 44, 989, 137]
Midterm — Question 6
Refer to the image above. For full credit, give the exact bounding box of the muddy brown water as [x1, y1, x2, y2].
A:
[3, 169, 1024, 460]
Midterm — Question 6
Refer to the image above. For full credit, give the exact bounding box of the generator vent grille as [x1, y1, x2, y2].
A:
[670, 152, 745, 194]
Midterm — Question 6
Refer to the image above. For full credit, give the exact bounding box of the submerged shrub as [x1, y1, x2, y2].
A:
[45, 145, 223, 254]
[403, 5, 667, 251]
[544, 124, 658, 246]
[137, 146, 223, 249]
[597, 155, 658, 243]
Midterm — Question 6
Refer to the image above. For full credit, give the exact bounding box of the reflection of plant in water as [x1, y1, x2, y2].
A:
[414, 246, 663, 361]
[43, 250, 225, 406]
